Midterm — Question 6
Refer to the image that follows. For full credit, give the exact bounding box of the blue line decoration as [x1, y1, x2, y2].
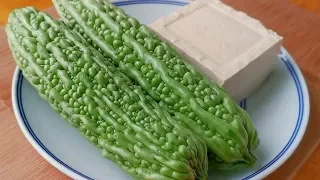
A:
[114, 0, 188, 6]
[15, 1, 305, 180]
[242, 54, 303, 180]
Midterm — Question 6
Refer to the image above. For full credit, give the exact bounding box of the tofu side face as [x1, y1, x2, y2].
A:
[149, 0, 283, 102]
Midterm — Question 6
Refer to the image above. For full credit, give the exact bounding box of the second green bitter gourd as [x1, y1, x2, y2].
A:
[53, 0, 260, 169]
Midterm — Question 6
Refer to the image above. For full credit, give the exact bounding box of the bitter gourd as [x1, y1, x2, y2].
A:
[53, 0, 260, 168]
[6, 7, 208, 179]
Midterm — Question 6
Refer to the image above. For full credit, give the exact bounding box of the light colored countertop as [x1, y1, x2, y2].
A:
[0, 0, 319, 179]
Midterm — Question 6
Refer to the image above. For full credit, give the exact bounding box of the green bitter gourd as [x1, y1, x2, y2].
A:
[53, 0, 260, 169]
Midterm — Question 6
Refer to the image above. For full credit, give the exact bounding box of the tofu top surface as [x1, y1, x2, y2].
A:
[149, 0, 283, 84]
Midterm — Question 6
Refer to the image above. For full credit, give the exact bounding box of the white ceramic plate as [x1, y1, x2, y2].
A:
[11, 0, 310, 180]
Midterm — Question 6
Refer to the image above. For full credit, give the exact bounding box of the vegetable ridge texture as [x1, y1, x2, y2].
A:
[53, 0, 260, 169]
[6, 7, 208, 180]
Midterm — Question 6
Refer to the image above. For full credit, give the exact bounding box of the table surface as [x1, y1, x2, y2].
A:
[0, 0, 320, 179]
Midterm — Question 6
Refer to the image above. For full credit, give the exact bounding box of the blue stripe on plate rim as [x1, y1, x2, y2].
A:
[12, 0, 308, 179]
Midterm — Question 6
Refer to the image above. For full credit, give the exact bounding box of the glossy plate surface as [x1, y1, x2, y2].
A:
[11, 0, 310, 180]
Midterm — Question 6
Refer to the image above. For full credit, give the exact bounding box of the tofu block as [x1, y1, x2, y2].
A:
[149, 0, 283, 102]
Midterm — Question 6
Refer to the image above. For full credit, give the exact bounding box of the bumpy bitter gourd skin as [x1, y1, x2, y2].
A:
[6, 7, 208, 179]
[53, 0, 260, 168]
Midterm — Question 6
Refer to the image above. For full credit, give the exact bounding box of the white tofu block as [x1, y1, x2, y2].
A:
[149, 0, 283, 102]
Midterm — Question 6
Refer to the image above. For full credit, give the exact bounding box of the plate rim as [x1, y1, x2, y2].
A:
[10, 0, 310, 180]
